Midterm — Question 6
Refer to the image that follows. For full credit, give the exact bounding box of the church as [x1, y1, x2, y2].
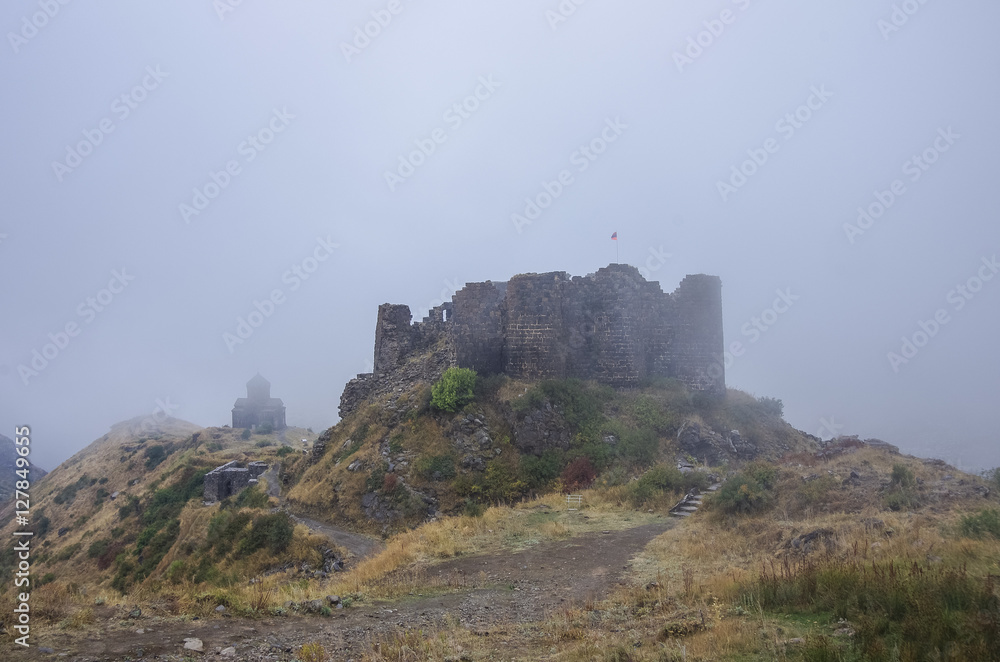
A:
[232, 373, 286, 430]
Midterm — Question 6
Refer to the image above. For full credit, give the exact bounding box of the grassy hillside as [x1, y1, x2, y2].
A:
[0, 419, 333, 629]
[284, 375, 817, 534]
[356, 443, 1000, 661]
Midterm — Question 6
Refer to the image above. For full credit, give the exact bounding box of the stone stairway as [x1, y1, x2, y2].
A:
[669, 482, 722, 517]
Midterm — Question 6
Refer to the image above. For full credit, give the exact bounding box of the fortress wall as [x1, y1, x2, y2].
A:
[373, 304, 415, 375]
[450, 281, 506, 375]
[582, 265, 653, 385]
[501, 272, 571, 380]
[340, 266, 726, 418]
[666, 274, 725, 394]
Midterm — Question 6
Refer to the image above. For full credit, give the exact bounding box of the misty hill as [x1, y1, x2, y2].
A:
[0, 433, 47, 504]
[0, 418, 327, 602]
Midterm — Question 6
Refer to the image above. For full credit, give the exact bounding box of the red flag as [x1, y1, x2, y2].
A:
[611, 232, 618, 240]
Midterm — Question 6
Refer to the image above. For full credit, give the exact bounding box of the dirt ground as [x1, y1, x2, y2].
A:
[7, 520, 673, 661]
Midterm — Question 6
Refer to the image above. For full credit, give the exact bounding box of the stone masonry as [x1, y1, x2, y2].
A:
[340, 264, 724, 418]
[203, 460, 269, 502]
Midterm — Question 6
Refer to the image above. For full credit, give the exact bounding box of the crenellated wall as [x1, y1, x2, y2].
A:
[339, 264, 724, 418]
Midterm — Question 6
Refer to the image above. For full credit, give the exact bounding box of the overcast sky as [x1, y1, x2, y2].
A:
[2, 1, 998, 472]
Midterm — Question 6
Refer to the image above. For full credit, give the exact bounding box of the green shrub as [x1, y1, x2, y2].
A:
[257, 422, 274, 434]
[166, 560, 186, 584]
[755, 396, 784, 419]
[144, 444, 169, 470]
[512, 379, 607, 430]
[255, 439, 274, 448]
[87, 539, 111, 559]
[715, 461, 777, 515]
[624, 465, 685, 507]
[884, 464, 920, 511]
[617, 428, 659, 465]
[236, 513, 294, 557]
[205, 511, 252, 558]
[959, 509, 1000, 539]
[891, 464, 916, 488]
[53, 476, 91, 506]
[54, 543, 82, 562]
[276, 445, 294, 457]
[233, 486, 270, 509]
[462, 499, 484, 518]
[630, 395, 672, 432]
[479, 461, 528, 502]
[519, 450, 563, 489]
[415, 454, 457, 481]
[240, 429, 252, 440]
[431, 367, 478, 412]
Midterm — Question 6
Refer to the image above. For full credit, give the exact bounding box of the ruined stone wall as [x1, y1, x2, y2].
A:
[663, 274, 725, 394]
[339, 264, 725, 418]
[204, 461, 251, 502]
[501, 272, 569, 379]
[451, 282, 506, 375]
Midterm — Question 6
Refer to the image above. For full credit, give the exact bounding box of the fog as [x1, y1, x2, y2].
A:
[2, 1, 998, 473]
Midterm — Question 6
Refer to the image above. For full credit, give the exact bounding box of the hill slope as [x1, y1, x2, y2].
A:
[285, 375, 820, 534]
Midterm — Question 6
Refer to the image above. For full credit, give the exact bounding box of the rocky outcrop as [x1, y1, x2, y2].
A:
[677, 422, 754, 465]
[512, 404, 572, 456]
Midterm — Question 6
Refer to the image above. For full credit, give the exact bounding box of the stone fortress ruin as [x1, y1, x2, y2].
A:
[203, 460, 269, 503]
[340, 264, 725, 417]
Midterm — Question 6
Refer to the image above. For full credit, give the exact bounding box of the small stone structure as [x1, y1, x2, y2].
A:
[232, 373, 286, 430]
[340, 264, 725, 418]
[203, 460, 269, 502]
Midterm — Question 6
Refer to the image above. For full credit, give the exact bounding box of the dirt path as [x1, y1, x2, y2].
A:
[10, 520, 674, 661]
[287, 512, 385, 560]
[260, 463, 383, 560]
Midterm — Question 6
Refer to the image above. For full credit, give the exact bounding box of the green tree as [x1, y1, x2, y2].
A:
[430, 367, 477, 412]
